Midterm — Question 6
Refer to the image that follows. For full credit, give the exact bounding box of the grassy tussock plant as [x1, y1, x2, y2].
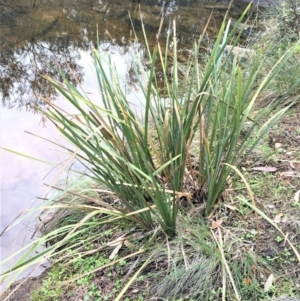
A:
[42, 6, 299, 237]
[2, 5, 300, 293]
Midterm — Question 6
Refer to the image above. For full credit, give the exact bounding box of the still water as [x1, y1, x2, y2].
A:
[0, 0, 267, 287]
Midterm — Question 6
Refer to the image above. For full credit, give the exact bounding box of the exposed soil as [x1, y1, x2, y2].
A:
[0, 270, 48, 301]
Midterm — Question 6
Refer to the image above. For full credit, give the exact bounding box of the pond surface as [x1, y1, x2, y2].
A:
[0, 0, 267, 289]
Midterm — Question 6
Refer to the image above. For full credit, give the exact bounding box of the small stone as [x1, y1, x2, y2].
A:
[275, 142, 282, 149]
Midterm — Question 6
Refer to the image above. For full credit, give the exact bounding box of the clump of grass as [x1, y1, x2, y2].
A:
[41, 4, 298, 236]
[2, 3, 300, 300]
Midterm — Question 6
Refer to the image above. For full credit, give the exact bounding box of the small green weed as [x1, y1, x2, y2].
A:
[31, 263, 72, 301]
[32, 254, 111, 301]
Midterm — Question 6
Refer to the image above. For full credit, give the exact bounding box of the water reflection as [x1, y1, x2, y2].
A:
[0, 41, 84, 110]
[0, 0, 256, 111]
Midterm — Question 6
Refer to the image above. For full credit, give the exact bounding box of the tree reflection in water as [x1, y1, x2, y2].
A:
[0, 0, 254, 112]
[0, 40, 84, 111]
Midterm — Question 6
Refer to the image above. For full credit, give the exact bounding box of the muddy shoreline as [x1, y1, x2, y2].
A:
[0, 269, 49, 301]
